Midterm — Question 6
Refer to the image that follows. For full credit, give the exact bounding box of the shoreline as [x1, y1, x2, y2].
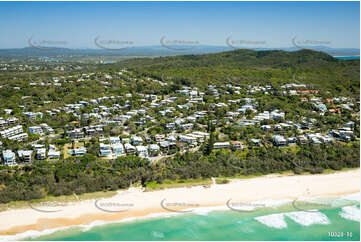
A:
[0, 169, 359, 239]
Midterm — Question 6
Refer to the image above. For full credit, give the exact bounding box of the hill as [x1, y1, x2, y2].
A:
[116, 49, 360, 96]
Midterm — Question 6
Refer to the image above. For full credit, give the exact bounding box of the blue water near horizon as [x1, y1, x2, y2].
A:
[23, 195, 360, 241]
[334, 56, 360, 60]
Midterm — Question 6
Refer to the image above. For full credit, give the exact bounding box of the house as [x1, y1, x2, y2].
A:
[18, 150, 33, 162]
[109, 136, 121, 144]
[68, 147, 87, 156]
[124, 143, 136, 154]
[2, 150, 16, 164]
[166, 135, 177, 143]
[8, 133, 28, 141]
[274, 125, 282, 131]
[270, 110, 285, 120]
[154, 134, 165, 142]
[131, 135, 143, 145]
[136, 145, 148, 157]
[261, 125, 272, 131]
[287, 137, 297, 144]
[159, 141, 176, 150]
[239, 120, 257, 127]
[297, 135, 308, 144]
[0, 125, 23, 138]
[36, 148, 47, 160]
[178, 135, 197, 145]
[213, 142, 230, 149]
[23, 111, 43, 120]
[40, 123, 54, 134]
[112, 143, 125, 156]
[180, 123, 194, 130]
[28, 126, 44, 135]
[273, 135, 287, 146]
[192, 131, 210, 139]
[165, 123, 176, 130]
[6, 117, 18, 125]
[231, 141, 243, 150]
[148, 144, 160, 156]
[68, 129, 84, 139]
[48, 150, 61, 160]
[99, 143, 113, 157]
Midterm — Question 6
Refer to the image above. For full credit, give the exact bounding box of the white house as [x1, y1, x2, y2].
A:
[99, 143, 113, 157]
[112, 143, 125, 156]
[148, 144, 160, 156]
[2, 150, 16, 164]
[18, 150, 33, 162]
[214, 142, 230, 149]
[124, 143, 136, 154]
[131, 135, 143, 145]
[136, 145, 148, 157]
[272, 135, 287, 146]
[28, 126, 44, 135]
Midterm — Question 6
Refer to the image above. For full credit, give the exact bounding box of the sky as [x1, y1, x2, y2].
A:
[0, 1, 359, 49]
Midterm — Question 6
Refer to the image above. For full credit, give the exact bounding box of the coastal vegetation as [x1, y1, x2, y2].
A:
[0, 142, 359, 203]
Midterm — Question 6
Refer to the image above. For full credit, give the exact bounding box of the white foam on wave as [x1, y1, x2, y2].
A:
[152, 231, 164, 238]
[285, 210, 330, 226]
[255, 210, 331, 229]
[0, 226, 73, 241]
[191, 205, 228, 215]
[339, 205, 360, 222]
[255, 213, 287, 229]
[80, 211, 178, 232]
[339, 192, 360, 202]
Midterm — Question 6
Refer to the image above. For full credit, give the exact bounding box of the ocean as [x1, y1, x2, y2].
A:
[20, 194, 360, 241]
[334, 56, 360, 60]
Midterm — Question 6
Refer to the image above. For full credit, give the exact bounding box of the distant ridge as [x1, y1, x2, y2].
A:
[117, 48, 353, 70]
[0, 45, 359, 58]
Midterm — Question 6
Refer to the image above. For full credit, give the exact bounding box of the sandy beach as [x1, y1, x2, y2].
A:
[0, 169, 359, 238]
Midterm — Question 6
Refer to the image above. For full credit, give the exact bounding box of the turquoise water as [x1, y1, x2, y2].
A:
[25, 196, 360, 241]
[334, 56, 360, 60]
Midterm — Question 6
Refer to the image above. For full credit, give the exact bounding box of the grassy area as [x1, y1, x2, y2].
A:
[0, 190, 118, 212]
[144, 178, 212, 191]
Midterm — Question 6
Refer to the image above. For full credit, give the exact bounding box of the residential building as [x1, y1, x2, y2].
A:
[148, 144, 160, 156]
[273, 135, 287, 146]
[112, 143, 125, 156]
[214, 142, 231, 149]
[99, 143, 112, 157]
[36, 148, 47, 160]
[0, 125, 23, 138]
[124, 143, 136, 154]
[131, 135, 143, 145]
[231, 141, 243, 150]
[18, 150, 33, 162]
[48, 150, 61, 159]
[28, 126, 44, 135]
[68, 147, 87, 156]
[136, 145, 148, 157]
[2, 150, 16, 164]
